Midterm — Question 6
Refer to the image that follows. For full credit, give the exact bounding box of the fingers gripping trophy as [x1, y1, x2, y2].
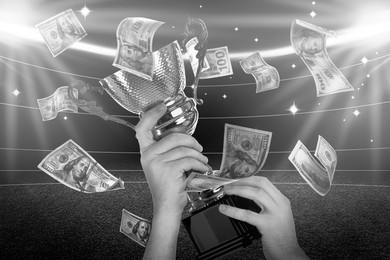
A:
[67, 18, 260, 259]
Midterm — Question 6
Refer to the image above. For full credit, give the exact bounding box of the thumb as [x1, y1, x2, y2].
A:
[135, 102, 167, 151]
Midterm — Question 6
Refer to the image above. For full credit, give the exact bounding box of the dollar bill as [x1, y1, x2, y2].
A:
[120, 209, 151, 247]
[314, 135, 337, 185]
[184, 172, 238, 192]
[37, 86, 78, 121]
[38, 139, 124, 193]
[240, 51, 280, 93]
[36, 9, 87, 57]
[185, 37, 210, 76]
[199, 46, 233, 79]
[290, 19, 354, 97]
[288, 136, 337, 196]
[113, 17, 164, 81]
[217, 124, 272, 179]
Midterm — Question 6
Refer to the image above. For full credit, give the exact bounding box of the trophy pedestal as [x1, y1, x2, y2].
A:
[182, 187, 261, 260]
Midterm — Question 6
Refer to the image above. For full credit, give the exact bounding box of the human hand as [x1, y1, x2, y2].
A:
[135, 103, 210, 216]
[218, 176, 309, 260]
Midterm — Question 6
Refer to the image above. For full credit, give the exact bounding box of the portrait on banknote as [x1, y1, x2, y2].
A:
[37, 86, 78, 121]
[293, 29, 324, 56]
[37, 96, 56, 121]
[51, 155, 96, 192]
[219, 124, 272, 179]
[113, 17, 163, 80]
[220, 149, 260, 179]
[240, 51, 280, 93]
[114, 38, 154, 78]
[252, 66, 280, 93]
[36, 9, 87, 57]
[120, 209, 151, 247]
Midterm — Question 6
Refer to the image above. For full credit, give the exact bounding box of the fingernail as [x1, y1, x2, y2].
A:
[219, 204, 226, 212]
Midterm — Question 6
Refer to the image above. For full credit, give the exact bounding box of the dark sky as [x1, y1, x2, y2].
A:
[1, 0, 390, 170]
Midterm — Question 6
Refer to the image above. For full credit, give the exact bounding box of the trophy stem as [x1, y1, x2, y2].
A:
[152, 93, 199, 140]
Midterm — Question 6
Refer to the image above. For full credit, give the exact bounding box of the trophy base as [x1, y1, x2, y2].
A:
[182, 189, 261, 260]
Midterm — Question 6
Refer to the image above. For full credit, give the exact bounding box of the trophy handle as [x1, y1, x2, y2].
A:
[183, 18, 208, 105]
[68, 78, 136, 130]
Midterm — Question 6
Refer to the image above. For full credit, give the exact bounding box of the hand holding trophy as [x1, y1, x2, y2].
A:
[65, 17, 262, 259]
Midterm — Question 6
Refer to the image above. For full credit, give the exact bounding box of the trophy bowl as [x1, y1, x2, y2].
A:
[99, 40, 199, 140]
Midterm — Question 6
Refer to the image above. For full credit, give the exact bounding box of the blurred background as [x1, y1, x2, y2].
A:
[1, 0, 390, 259]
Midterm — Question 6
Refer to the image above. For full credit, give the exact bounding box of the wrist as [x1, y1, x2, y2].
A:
[153, 206, 183, 223]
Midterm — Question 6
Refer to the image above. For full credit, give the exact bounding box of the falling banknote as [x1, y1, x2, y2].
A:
[240, 51, 280, 93]
[199, 46, 233, 79]
[288, 135, 337, 196]
[184, 124, 272, 192]
[113, 17, 164, 80]
[290, 19, 354, 97]
[218, 124, 272, 179]
[38, 139, 124, 193]
[120, 209, 151, 247]
[37, 86, 78, 121]
[36, 9, 87, 57]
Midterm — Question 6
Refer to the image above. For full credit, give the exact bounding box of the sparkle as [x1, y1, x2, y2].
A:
[204, 93, 207, 96]
[289, 102, 299, 115]
[361, 83, 364, 86]
[357, 87, 360, 90]
[229, 76, 233, 79]
[199, 5, 202, 8]
[222, 94, 227, 99]
[254, 37, 259, 42]
[361, 56, 368, 66]
[370, 139, 374, 143]
[234, 27, 238, 31]
[79, 4, 91, 20]
[291, 64, 296, 68]
[367, 74, 370, 78]
[310, 11, 317, 18]
[12, 89, 20, 96]
[353, 109, 360, 117]
[318, 103, 321, 106]
[172, 25, 175, 29]
[375, 52, 379, 55]
[343, 118, 346, 122]
[312, 1, 316, 5]
[64, 116, 68, 120]
[351, 96, 355, 99]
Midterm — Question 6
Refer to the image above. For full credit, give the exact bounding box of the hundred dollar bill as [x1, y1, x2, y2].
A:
[240, 51, 280, 93]
[185, 37, 210, 76]
[184, 172, 238, 192]
[200, 46, 233, 79]
[314, 135, 337, 185]
[288, 136, 337, 196]
[120, 209, 151, 247]
[37, 86, 78, 121]
[36, 9, 87, 57]
[290, 19, 354, 97]
[218, 124, 272, 179]
[113, 17, 164, 81]
[38, 139, 124, 193]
